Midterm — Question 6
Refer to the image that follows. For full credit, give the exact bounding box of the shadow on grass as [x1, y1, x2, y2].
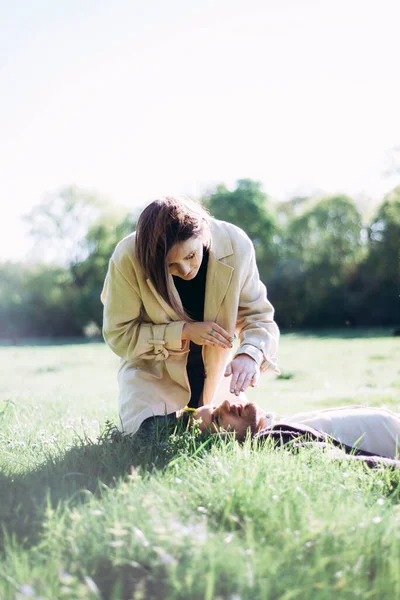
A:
[0, 421, 211, 552]
[92, 557, 169, 600]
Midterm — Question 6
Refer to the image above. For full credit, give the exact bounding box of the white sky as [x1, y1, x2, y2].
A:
[1, 0, 400, 260]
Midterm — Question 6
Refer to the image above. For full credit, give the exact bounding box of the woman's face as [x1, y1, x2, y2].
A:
[193, 400, 266, 439]
[167, 236, 204, 279]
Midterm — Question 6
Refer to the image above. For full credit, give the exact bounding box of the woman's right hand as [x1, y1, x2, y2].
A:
[182, 321, 233, 349]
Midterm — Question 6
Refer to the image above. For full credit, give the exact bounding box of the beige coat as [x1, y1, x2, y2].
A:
[101, 218, 280, 434]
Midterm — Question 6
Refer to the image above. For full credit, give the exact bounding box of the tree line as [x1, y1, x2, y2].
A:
[0, 180, 399, 339]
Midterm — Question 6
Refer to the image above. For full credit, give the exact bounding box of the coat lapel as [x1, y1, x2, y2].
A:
[204, 221, 234, 323]
[204, 253, 234, 322]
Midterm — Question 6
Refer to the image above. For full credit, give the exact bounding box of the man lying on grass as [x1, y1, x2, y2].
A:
[186, 400, 400, 462]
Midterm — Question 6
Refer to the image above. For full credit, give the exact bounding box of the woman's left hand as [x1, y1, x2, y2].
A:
[224, 354, 260, 396]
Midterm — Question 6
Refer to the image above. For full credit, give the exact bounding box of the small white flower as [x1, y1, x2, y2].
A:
[335, 570, 343, 578]
[133, 526, 149, 547]
[59, 571, 74, 585]
[107, 524, 128, 537]
[376, 498, 385, 506]
[224, 534, 233, 544]
[84, 576, 100, 595]
[372, 516, 382, 524]
[18, 584, 35, 597]
[153, 546, 176, 565]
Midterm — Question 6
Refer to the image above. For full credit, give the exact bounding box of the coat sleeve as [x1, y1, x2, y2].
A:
[101, 259, 186, 362]
[234, 241, 280, 373]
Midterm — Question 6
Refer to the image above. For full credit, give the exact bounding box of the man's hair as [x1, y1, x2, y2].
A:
[135, 196, 210, 321]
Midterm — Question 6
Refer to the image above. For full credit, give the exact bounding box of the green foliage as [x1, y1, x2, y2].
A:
[269, 195, 366, 327]
[0, 181, 398, 337]
[71, 213, 137, 328]
[1, 186, 136, 338]
[24, 185, 108, 267]
[345, 188, 400, 326]
[284, 195, 364, 268]
[0, 262, 81, 338]
[202, 179, 279, 280]
[368, 187, 400, 277]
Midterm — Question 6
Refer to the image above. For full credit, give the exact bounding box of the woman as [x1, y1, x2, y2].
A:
[101, 196, 279, 435]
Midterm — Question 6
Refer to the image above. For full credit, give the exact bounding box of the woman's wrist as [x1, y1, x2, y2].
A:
[182, 323, 189, 341]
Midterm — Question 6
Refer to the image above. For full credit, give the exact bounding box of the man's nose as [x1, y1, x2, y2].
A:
[221, 400, 231, 412]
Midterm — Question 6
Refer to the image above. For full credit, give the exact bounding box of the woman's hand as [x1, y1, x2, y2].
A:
[224, 354, 260, 395]
[182, 321, 233, 349]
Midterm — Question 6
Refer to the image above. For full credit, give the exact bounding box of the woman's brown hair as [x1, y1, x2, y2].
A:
[135, 196, 210, 321]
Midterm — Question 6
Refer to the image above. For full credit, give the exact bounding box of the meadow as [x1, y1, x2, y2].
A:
[1, 331, 400, 599]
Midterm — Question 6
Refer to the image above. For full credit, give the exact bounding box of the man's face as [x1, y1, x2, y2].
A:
[167, 237, 204, 280]
[193, 400, 265, 439]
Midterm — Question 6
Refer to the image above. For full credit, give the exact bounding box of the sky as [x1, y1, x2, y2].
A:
[1, 0, 400, 260]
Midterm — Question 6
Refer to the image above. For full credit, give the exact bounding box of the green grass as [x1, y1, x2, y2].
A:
[1, 331, 400, 599]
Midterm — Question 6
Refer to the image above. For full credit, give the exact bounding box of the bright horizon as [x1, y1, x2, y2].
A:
[1, 0, 400, 260]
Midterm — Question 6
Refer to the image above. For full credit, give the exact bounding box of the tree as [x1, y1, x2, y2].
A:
[24, 185, 109, 267]
[269, 195, 364, 327]
[285, 195, 364, 272]
[72, 213, 137, 329]
[368, 186, 400, 277]
[349, 187, 400, 325]
[0, 262, 81, 339]
[20, 185, 134, 336]
[202, 179, 279, 280]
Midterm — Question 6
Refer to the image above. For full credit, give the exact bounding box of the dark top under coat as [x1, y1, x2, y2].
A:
[173, 248, 209, 408]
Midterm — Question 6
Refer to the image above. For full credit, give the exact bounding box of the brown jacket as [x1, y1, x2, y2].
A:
[101, 218, 279, 434]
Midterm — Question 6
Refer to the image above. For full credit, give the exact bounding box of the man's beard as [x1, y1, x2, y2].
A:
[243, 403, 263, 435]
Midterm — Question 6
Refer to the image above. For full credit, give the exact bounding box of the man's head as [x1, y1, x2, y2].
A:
[191, 400, 266, 440]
